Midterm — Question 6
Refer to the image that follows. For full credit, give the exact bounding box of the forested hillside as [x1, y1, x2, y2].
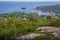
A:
[36, 4, 60, 13]
[0, 12, 39, 19]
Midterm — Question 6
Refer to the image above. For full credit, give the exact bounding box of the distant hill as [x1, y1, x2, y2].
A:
[0, 12, 40, 19]
[35, 4, 60, 16]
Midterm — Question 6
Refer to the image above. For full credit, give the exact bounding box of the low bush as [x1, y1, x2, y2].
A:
[51, 18, 60, 27]
[0, 17, 60, 40]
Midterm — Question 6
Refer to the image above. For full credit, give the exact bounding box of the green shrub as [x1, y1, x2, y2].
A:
[51, 18, 60, 27]
[0, 16, 60, 40]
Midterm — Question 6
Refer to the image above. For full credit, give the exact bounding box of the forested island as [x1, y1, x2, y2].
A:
[0, 4, 60, 40]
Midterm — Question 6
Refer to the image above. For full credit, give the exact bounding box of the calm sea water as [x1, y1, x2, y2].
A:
[0, 1, 60, 14]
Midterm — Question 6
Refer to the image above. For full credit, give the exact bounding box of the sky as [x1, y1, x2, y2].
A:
[0, 0, 60, 2]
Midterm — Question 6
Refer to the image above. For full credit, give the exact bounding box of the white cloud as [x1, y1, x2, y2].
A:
[0, 0, 60, 2]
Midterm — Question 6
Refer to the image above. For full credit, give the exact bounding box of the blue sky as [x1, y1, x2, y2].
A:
[0, 0, 60, 1]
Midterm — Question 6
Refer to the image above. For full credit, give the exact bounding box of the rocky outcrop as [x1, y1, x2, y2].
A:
[16, 26, 60, 40]
[16, 33, 41, 40]
[36, 26, 60, 38]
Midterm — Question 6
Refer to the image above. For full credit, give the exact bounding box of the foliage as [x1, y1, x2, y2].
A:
[0, 12, 60, 40]
[51, 18, 60, 27]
